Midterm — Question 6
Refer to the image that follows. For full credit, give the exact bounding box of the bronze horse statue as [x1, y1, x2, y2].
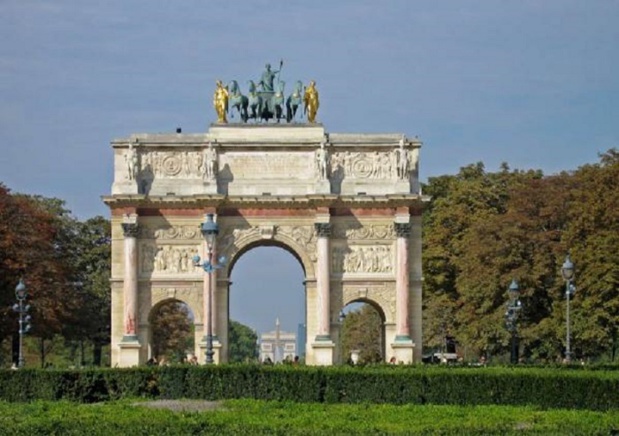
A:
[286, 80, 303, 122]
[228, 80, 248, 122]
[271, 80, 285, 122]
[247, 80, 262, 121]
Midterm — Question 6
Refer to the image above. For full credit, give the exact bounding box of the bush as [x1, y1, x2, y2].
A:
[1, 364, 618, 410]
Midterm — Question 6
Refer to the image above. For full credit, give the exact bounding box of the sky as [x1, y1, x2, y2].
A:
[2, 1, 618, 335]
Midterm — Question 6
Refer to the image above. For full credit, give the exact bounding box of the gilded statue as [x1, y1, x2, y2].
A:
[213, 80, 229, 123]
[303, 80, 319, 123]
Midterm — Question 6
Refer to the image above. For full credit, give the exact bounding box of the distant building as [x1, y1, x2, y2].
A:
[260, 318, 296, 363]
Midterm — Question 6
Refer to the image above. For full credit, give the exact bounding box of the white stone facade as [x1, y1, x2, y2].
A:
[104, 124, 426, 366]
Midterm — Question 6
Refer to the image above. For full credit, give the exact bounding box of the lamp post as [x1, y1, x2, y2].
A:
[193, 214, 226, 364]
[338, 310, 346, 364]
[12, 279, 32, 368]
[561, 254, 575, 363]
[504, 279, 522, 364]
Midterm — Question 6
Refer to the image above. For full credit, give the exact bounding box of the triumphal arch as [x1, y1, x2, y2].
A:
[104, 72, 425, 366]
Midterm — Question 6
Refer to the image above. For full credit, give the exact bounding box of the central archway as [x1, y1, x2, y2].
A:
[229, 244, 306, 363]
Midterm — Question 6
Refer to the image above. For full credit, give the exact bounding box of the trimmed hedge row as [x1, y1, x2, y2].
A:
[1, 365, 618, 410]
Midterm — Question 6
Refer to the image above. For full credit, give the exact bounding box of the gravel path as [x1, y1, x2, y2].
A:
[133, 400, 225, 412]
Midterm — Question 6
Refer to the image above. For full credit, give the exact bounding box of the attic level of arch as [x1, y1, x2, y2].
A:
[108, 125, 423, 200]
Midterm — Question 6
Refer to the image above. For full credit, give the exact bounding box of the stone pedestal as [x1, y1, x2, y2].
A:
[202, 180, 218, 194]
[393, 180, 410, 194]
[391, 339, 415, 364]
[311, 340, 335, 366]
[315, 180, 331, 194]
[198, 339, 222, 364]
[118, 339, 141, 367]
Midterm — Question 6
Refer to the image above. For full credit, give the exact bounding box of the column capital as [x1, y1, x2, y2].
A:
[394, 222, 411, 238]
[314, 222, 331, 238]
[121, 223, 139, 238]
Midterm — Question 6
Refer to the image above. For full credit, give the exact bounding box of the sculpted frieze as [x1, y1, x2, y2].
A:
[331, 224, 395, 240]
[330, 151, 395, 180]
[330, 145, 419, 181]
[139, 150, 205, 179]
[331, 244, 393, 274]
[139, 225, 202, 240]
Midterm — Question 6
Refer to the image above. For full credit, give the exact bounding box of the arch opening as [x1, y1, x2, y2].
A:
[338, 301, 386, 365]
[148, 299, 195, 364]
[229, 243, 306, 364]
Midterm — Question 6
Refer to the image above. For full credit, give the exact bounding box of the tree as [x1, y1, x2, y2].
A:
[68, 216, 111, 365]
[228, 320, 258, 363]
[0, 186, 79, 366]
[149, 301, 193, 362]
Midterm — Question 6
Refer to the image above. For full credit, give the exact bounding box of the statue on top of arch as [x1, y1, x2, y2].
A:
[212, 60, 320, 125]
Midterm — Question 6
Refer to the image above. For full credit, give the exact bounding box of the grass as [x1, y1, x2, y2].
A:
[1, 399, 618, 435]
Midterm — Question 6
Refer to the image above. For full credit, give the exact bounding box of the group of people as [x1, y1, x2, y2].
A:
[213, 62, 319, 124]
[145, 355, 199, 366]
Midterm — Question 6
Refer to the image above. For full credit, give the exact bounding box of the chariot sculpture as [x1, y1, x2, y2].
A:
[212, 60, 320, 124]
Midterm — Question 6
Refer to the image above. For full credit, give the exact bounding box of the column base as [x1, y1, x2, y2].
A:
[198, 339, 222, 364]
[390, 339, 415, 364]
[311, 340, 335, 366]
[118, 339, 142, 367]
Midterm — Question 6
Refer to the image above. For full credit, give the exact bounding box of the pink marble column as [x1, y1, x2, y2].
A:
[121, 222, 139, 341]
[394, 222, 411, 341]
[315, 223, 331, 340]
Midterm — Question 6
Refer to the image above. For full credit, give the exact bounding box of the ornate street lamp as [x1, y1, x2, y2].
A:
[504, 279, 522, 364]
[561, 254, 576, 363]
[12, 279, 32, 368]
[193, 214, 226, 364]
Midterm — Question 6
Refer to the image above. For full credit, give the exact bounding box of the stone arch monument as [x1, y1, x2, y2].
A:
[104, 123, 426, 366]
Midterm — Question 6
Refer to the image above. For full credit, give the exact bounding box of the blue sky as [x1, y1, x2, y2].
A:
[2, 1, 618, 334]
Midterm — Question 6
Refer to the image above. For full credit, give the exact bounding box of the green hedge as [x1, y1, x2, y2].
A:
[1, 365, 618, 410]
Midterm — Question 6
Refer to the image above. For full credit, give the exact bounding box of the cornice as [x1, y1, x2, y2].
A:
[102, 193, 430, 210]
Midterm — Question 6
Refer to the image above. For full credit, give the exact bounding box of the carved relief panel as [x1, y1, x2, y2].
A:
[330, 223, 396, 276]
[220, 152, 314, 179]
[331, 245, 393, 274]
[330, 151, 396, 180]
[138, 224, 203, 277]
[138, 150, 206, 179]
